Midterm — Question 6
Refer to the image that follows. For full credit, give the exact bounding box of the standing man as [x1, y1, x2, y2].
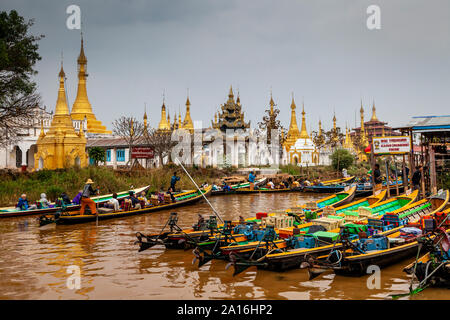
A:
[412, 166, 422, 191]
[248, 171, 256, 190]
[373, 164, 382, 191]
[80, 179, 98, 215]
[170, 171, 180, 191]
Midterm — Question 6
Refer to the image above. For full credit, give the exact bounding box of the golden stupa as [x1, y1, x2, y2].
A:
[70, 35, 111, 134]
[34, 62, 88, 170]
[183, 94, 194, 133]
[157, 99, 170, 131]
[283, 95, 301, 152]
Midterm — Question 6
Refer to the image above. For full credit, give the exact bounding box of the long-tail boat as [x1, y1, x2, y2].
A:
[39, 186, 212, 225]
[302, 176, 355, 193]
[211, 177, 267, 195]
[403, 208, 450, 289]
[231, 189, 447, 274]
[196, 190, 387, 267]
[0, 185, 150, 218]
[306, 226, 450, 278]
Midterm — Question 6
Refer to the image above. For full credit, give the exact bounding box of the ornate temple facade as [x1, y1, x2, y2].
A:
[284, 101, 320, 166]
[34, 63, 88, 170]
[0, 105, 53, 169]
[212, 87, 250, 132]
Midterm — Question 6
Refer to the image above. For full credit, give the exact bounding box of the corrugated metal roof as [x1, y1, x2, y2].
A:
[398, 115, 450, 132]
[86, 136, 148, 148]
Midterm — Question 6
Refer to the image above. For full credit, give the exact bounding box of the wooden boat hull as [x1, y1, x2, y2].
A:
[211, 178, 267, 195]
[259, 190, 444, 272]
[332, 242, 420, 276]
[0, 185, 150, 218]
[235, 188, 293, 194]
[52, 186, 212, 225]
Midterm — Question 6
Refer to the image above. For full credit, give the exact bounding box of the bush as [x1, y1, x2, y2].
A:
[330, 149, 354, 171]
[46, 185, 65, 201]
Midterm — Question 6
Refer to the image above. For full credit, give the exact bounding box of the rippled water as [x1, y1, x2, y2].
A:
[0, 193, 448, 300]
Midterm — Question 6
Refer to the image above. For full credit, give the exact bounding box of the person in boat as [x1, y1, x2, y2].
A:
[139, 191, 149, 206]
[80, 179, 99, 216]
[283, 180, 290, 188]
[222, 181, 231, 192]
[373, 164, 382, 190]
[38, 193, 51, 208]
[105, 193, 120, 212]
[157, 188, 165, 204]
[170, 172, 180, 191]
[16, 194, 36, 211]
[267, 179, 275, 189]
[128, 191, 141, 209]
[201, 182, 209, 188]
[292, 179, 300, 188]
[60, 192, 72, 205]
[167, 187, 176, 202]
[248, 171, 256, 190]
[303, 179, 311, 186]
[72, 190, 82, 205]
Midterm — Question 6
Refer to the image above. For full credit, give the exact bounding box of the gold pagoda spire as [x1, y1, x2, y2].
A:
[318, 119, 322, 137]
[360, 101, 368, 146]
[183, 91, 194, 132]
[299, 103, 309, 139]
[143, 105, 148, 129]
[269, 90, 275, 115]
[283, 94, 301, 152]
[370, 100, 378, 121]
[158, 99, 170, 131]
[70, 33, 110, 134]
[34, 62, 87, 169]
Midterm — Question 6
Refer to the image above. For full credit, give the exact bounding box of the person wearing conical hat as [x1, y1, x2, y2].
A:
[80, 178, 99, 215]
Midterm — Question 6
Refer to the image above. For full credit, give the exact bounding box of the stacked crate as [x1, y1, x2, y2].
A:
[311, 216, 345, 231]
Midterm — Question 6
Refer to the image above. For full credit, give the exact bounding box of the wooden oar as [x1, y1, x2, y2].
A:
[175, 158, 224, 223]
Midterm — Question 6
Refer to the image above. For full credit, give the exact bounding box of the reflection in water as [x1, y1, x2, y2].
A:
[0, 193, 446, 299]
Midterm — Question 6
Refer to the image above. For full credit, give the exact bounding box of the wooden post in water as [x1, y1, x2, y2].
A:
[370, 144, 376, 196]
[429, 145, 437, 194]
[394, 156, 400, 196]
[385, 158, 391, 198]
[402, 154, 407, 193]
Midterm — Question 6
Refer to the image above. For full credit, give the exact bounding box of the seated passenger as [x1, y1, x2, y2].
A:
[167, 187, 176, 202]
[39, 193, 51, 208]
[129, 191, 141, 209]
[105, 193, 120, 212]
[72, 190, 82, 205]
[60, 192, 72, 205]
[16, 194, 36, 211]
[267, 179, 275, 189]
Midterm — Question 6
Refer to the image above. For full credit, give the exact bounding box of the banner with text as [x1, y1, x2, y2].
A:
[372, 136, 411, 154]
[131, 147, 154, 159]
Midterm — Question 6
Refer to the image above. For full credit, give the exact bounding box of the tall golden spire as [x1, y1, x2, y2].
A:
[318, 119, 322, 137]
[299, 102, 309, 139]
[34, 62, 87, 169]
[269, 90, 275, 115]
[143, 105, 148, 129]
[183, 91, 194, 133]
[370, 100, 378, 121]
[283, 93, 301, 152]
[333, 112, 337, 131]
[360, 100, 368, 146]
[70, 33, 110, 134]
[158, 99, 170, 131]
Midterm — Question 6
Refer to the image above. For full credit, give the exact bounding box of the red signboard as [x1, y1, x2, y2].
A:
[131, 147, 154, 159]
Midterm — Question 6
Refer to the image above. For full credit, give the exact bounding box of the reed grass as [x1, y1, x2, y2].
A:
[0, 166, 227, 206]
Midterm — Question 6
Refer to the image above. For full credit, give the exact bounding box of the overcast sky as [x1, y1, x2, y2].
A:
[3, 0, 450, 132]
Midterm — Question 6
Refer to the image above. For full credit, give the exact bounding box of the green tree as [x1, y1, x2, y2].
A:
[0, 10, 44, 147]
[330, 148, 354, 171]
[88, 147, 106, 166]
